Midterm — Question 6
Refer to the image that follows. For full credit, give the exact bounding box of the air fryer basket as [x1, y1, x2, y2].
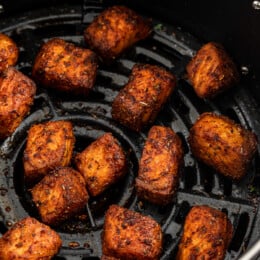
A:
[0, 1, 260, 259]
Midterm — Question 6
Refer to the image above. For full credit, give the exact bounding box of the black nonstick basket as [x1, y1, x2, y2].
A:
[0, 0, 260, 259]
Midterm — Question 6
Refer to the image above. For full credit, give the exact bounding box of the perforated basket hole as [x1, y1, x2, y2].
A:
[229, 212, 250, 252]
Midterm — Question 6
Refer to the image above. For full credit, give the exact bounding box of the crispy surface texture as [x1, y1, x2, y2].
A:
[75, 132, 126, 196]
[32, 38, 97, 95]
[0, 33, 19, 71]
[186, 42, 239, 98]
[84, 5, 151, 61]
[31, 167, 88, 226]
[177, 205, 233, 260]
[0, 217, 62, 260]
[101, 256, 120, 260]
[136, 125, 183, 205]
[189, 112, 258, 180]
[23, 120, 75, 184]
[0, 67, 36, 139]
[102, 205, 163, 260]
[112, 64, 176, 131]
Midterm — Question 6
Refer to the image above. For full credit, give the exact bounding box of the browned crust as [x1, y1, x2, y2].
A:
[186, 42, 239, 98]
[177, 205, 233, 260]
[31, 167, 88, 226]
[135, 125, 183, 205]
[0, 33, 19, 72]
[23, 120, 75, 184]
[32, 38, 97, 95]
[0, 217, 62, 260]
[112, 64, 176, 131]
[84, 5, 151, 61]
[101, 256, 120, 260]
[75, 132, 126, 196]
[0, 67, 36, 139]
[188, 112, 258, 180]
[102, 205, 163, 260]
